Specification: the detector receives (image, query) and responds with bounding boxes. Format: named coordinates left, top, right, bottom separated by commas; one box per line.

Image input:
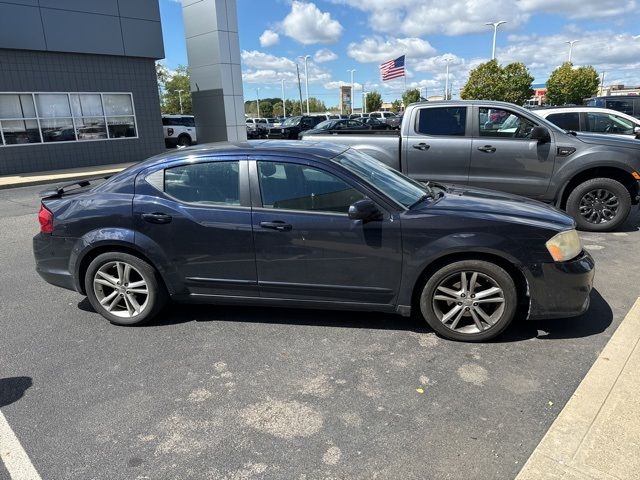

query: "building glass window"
left=0, top=92, right=137, bottom=146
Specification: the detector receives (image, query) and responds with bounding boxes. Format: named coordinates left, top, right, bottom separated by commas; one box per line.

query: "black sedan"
left=34, top=141, right=595, bottom=341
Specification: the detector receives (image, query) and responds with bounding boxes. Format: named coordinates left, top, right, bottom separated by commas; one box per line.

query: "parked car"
left=301, top=100, right=640, bottom=232
left=246, top=118, right=270, bottom=137
left=162, top=115, right=197, bottom=148
left=386, top=114, right=403, bottom=130
left=361, top=117, right=392, bottom=130
left=267, top=115, right=325, bottom=139
left=534, top=107, right=640, bottom=139
left=586, top=95, right=640, bottom=119
left=350, top=113, right=370, bottom=120
left=301, top=119, right=372, bottom=136
left=369, top=111, right=398, bottom=124
left=34, top=141, right=594, bottom=341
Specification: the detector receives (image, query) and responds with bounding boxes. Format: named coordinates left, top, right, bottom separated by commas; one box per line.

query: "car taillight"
left=38, top=204, right=54, bottom=234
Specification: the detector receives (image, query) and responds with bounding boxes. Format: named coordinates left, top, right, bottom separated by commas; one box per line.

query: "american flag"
left=380, top=55, right=406, bottom=81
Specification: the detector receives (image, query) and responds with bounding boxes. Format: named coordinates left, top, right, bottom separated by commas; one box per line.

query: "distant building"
left=525, top=84, right=547, bottom=107
left=598, top=84, right=640, bottom=96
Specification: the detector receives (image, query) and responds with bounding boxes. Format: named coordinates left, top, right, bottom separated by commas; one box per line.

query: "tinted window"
left=605, top=99, right=634, bottom=116
left=416, top=107, right=466, bottom=136
left=546, top=112, right=580, bottom=131
left=586, top=112, right=635, bottom=135
left=164, top=161, right=240, bottom=206
left=479, top=108, right=535, bottom=138
left=257, top=162, right=365, bottom=213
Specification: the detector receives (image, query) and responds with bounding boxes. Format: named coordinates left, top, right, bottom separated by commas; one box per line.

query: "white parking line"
left=0, top=411, right=41, bottom=480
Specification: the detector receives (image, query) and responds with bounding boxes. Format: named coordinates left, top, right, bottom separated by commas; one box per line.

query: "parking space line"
left=0, top=411, right=42, bottom=480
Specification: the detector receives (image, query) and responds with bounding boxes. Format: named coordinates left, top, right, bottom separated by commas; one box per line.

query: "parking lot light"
left=566, top=40, right=579, bottom=63
left=485, top=21, right=507, bottom=60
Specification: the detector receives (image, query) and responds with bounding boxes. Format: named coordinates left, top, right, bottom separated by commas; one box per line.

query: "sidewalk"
left=516, top=297, right=640, bottom=480
left=0, top=162, right=135, bottom=190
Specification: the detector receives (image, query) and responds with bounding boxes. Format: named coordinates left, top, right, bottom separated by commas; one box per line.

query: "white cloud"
left=241, top=49, right=332, bottom=85
left=519, top=0, right=637, bottom=19
left=324, top=80, right=363, bottom=90
left=259, top=29, right=279, bottom=47
left=281, top=1, right=343, bottom=45
left=347, top=37, right=436, bottom=63
left=314, top=48, right=338, bottom=63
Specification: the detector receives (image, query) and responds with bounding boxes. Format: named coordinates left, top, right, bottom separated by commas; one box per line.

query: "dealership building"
left=0, top=0, right=166, bottom=175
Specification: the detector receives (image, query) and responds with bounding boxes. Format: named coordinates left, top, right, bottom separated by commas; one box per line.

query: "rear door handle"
left=413, top=143, right=430, bottom=151
left=477, top=145, right=497, bottom=153
left=260, top=221, right=292, bottom=231
left=142, top=212, right=172, bottom=224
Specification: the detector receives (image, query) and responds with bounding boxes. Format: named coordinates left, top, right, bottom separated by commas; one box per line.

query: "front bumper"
left=33, top=233, right=78, bottom=292
left=526, top=250, right=595, bottom=320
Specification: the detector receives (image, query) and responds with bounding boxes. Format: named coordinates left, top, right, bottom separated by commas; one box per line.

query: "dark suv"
left=267, top=116, right=325, bottom=139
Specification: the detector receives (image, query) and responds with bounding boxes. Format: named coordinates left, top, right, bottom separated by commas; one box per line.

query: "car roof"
left=162, top=114, right=194, bottom=118
left=132, top=140, right=351, bottom=171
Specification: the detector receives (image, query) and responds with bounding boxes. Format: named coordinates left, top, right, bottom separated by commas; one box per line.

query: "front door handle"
left=477, top=145, right=497, bottom=153
left=260, top=221, right=292, bottom=231
left=142, top=212, right=172, bottom=224
left=413, top=143, right=430, bottom=151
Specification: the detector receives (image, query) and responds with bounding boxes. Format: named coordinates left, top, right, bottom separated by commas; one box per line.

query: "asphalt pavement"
left=1, top=183, right=639, bottom=480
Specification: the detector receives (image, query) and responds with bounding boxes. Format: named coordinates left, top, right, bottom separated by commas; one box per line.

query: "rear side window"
left=415, top=107, right=467, bottom=136
left=164, top=161, right=240, bottom=206
left=546, top=112, right=580, bottom=131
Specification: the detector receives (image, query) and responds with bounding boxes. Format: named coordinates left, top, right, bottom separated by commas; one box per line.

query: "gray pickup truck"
left=301, top=100, right=640, bottom=231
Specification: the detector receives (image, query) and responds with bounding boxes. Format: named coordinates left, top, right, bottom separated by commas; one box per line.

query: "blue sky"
left=160, top=0, right=640, bottom=108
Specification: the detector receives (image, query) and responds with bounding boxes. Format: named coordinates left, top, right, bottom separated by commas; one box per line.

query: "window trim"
left=0, top=91, right=138, bottom=147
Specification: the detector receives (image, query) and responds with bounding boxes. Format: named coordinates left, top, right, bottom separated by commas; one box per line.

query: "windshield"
left=332, top=148, right=428, bottom=208
left=316, top=119, right=339, bottom=129
left=281, top=116, right=301, bottom=127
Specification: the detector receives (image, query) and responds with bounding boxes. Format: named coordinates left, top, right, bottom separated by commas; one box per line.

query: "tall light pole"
left=347, top=69, right=356, bottom=114
left=485, top=21, right=507, bottom=60
left=362, top=90, right=368, bottom=114
left=281, top=79, right=286, bottom=118
left=176, top=89, right=184, bottom=114
left=566, top=40, right=579, bottom=63
left=444, top=58, right=451, bottom=100
left=299, top=55, right=311, bottom=114
left=256, top=88, right=260, bottom=118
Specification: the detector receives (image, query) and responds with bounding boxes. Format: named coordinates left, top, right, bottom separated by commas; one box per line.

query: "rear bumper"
left=526, top=251, right=595, bottom=320
left=33, top=233, right=78, bottom=292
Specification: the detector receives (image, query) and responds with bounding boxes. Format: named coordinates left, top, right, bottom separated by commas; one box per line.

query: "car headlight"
left=545, top=229, right=582, bottom=262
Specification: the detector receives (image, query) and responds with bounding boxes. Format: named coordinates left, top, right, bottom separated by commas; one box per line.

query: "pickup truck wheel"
left=566, top=178, right=631, bottom=232
left=85, top=252, right=167, bottom=326
left=419, top=260, right=517, bottom=342
left=177, top=134, right=192, bottom=147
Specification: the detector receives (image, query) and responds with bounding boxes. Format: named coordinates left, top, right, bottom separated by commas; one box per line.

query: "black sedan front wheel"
left=85, top=252, right=167, bottom=326
left=419, top=260, right=517, bottom=342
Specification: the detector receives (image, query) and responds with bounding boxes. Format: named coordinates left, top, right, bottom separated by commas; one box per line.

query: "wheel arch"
left=409, top=251, right=530, bottom=319
left=557, top=166, right=639, bottom=209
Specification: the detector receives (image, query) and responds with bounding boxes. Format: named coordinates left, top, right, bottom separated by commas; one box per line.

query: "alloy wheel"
left=93, top=261, right=149, bottom=319
left=579, top=188, right=619, bottom=224
left=432, top=271, right=505, bottom=334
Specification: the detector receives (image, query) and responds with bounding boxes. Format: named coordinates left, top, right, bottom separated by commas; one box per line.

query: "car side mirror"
left=348, top=199, right=382, bottom=222
left=531, top=126, right=550, bottom=143
left=634, top=126, right=640, bottom=134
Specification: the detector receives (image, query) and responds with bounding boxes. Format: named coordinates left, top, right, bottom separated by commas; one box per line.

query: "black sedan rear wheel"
left=419, top=260, right=517, bottom=342
left=85, top=252, right=167, bottom=326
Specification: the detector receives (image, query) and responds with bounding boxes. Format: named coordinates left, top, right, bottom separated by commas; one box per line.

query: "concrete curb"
left=516, top=297, right=640, bottom=480
left=0, top=163, right=135, bottom=190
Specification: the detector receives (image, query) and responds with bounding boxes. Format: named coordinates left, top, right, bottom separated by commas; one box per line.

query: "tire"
left=419, top=260, right=518, bottom=342
left=177, top=134, right=192, bottom=147
left=84, top=252, right=167, bottom=326
left=566, top=177, right=631, bottom=232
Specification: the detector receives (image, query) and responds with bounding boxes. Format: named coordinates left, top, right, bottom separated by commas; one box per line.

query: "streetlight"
left=176, top=89, right=184, bottom=114
left=485, top=21, right=507, bottom=60
left=299, top=55, right=311, bottom=115
left=565, top=40, right=579, bottom=63
left=281, top=79, right=286, bottom=118
left=362, top=90, right=368, bottom=114
left=347, top=69, right=356, bottom=114
left=256, top=88, right=260, bottom=118
left=443, top=58, right=452, bottom=100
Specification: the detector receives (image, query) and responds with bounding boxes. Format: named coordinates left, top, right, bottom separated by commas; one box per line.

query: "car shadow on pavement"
left=0, top=377, right=33, bottom=408
left=78, top=288, right=612, bottom=343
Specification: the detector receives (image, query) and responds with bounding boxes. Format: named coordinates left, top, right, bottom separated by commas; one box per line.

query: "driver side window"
left=479, top=108, right=535, bottom=139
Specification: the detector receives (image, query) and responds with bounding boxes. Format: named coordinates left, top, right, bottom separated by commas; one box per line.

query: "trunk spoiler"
left=39, top=176, right=111, bottom=199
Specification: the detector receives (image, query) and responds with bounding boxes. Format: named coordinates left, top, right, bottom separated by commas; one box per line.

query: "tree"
left=545, top=62, right=600, bottom=106
left=308, top=97, right=327, bottom=113
left=460, top=59, right=533, bottom=106
left=366, top=91, right=383, bottom=112
left=259, top=100, right=273, bottom=117
left=163, top=65, right=192, bottom=114
left=391, top=100, right=403, bottom=113
left=272, top=102, right=284, bottom=117
left=402, top=89, right=420, bottom=108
